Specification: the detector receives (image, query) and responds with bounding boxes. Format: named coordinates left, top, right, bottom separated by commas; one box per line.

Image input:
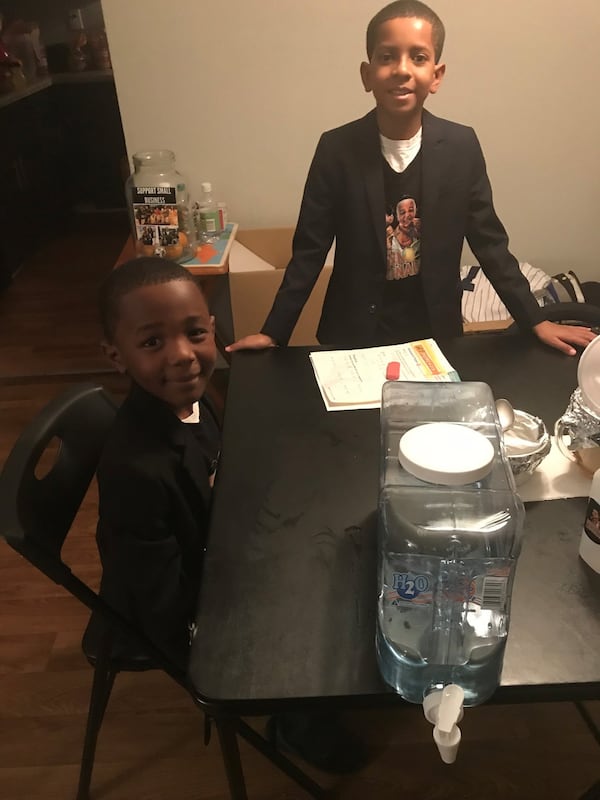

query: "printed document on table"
left=309, top=339, right=460, bottom=411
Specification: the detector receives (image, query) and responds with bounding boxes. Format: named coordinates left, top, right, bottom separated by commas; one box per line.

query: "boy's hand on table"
left=533, top=320, right=597, bottom=356
left=225, top=334, right=277, bottom=353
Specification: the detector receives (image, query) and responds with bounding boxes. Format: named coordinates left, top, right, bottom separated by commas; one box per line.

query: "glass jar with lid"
left=125, top=149, right=195, bottom=262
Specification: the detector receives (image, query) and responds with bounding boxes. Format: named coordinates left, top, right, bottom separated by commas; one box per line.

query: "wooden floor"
left=0, top=216, right=599, bottom=800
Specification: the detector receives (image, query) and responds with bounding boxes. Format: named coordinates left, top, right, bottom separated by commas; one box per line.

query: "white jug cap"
left=399, top=422, right=495, bottom=485
left=577, top=336, right=600, bottom=414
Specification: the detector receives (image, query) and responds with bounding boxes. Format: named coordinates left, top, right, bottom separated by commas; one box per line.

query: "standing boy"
left=227, top=1, right=595, bottom=354
left=96, top=257, right=219, bottom=668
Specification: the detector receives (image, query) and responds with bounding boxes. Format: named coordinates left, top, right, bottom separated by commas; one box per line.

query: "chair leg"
left=214, top=717, right=249, bottom=800
left=579, top=781, right=600, bottom=800
left=235, top=717, right=328, bottom=799
left=574, top=702, right=600, bottom=800
left=76, top=633, right=118, bottom=800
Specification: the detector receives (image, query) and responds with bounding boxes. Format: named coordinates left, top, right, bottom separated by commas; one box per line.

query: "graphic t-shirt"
left=377, top=150, right=431, bottom=345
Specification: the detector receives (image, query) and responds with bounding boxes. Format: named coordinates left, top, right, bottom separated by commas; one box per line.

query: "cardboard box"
left=463, top=319, right=512, bottom=334
left=216, top=227, right=510, bottom=346
left=228, top=228, right=333, bottom=345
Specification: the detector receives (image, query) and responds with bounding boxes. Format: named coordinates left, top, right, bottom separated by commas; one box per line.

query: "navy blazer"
left=96, top=383, right=219, bottom=667
left=262, top=109, right=543, bottom=347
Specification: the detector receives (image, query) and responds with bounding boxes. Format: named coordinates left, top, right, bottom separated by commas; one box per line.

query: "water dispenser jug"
left=377, top=381, right=525, bottom=760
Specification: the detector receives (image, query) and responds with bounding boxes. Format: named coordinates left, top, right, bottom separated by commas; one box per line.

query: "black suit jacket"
left=262, top=109, right=543, bottom=347
left=96, top=383, right=219, bottom=667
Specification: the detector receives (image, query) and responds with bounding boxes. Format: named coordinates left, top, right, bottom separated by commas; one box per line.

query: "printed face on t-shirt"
left=386, top=195, right=421, bottom=280
left=397, top=198, right=416, bottom=232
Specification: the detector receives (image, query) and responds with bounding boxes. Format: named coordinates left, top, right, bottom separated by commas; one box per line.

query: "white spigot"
left=422, top=684, right=465, bottom=763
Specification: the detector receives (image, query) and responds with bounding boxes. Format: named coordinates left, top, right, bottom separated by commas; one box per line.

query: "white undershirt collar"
left=181, top=401, right=200, bottom=423
left=380, top=127, right=422, bottom=173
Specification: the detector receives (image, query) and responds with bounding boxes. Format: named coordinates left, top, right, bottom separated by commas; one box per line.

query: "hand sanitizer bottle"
left=198, top=182, right=221, bottom=242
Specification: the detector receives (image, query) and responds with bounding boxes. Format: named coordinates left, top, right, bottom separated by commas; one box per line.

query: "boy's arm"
left=465, top=131, right=596, bottom=355
left=97, top=466, right=194, bottom=664
left=464, top=131, right=545, bottom=332
left=227, top=134, right=336, bottom=351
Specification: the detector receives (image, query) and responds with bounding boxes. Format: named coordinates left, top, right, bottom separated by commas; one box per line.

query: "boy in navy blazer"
left=96, top=257, right=219, bottom=668
left=228, top=0, right=595, bottom=355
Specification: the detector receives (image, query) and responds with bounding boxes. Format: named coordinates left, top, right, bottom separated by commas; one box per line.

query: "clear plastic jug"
left=377, top=381, right=524, bottom=711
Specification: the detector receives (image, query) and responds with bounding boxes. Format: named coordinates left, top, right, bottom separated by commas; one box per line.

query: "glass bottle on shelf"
left=125, top=150, right=194, bottom=262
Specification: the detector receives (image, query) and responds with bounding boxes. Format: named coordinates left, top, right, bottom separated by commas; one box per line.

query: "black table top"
left=189, top=333, right=600, bottom=713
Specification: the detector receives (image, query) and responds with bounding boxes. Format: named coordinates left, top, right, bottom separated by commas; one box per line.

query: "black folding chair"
left=0, top=383, right=326, bottom=800
left=502, top=301, right=600, bottom=340
left=539, top=301, right=600, bottom=330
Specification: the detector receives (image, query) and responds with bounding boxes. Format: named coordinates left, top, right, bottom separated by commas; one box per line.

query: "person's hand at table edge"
left=533, top=320, right=597, bottom=356
left=225, top=333, right=277, bottom=353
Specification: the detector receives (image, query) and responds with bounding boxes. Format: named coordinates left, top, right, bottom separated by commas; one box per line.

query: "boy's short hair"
left=99, top=256, right=201, bottom=341
left=366, top=1, right=445, bottom=62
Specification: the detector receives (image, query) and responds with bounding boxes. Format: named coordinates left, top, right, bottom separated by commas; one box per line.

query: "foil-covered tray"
left=555, top=388, right=600, bottom=451
left=503, top=409, right=551, bottom=484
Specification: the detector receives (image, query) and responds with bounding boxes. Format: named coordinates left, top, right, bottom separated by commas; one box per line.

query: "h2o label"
left=392, top=572, right=430, bottom=600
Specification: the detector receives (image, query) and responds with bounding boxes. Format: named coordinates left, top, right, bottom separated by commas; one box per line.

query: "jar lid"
left=398, top=422, right=495, bottom=485
left=132, top=149, right=175, bottom=166
left=578, top=335, right=600, bottom=414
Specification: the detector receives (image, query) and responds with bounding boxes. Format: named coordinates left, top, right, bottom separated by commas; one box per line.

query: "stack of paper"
left=309, top=339, right=460, bottom=411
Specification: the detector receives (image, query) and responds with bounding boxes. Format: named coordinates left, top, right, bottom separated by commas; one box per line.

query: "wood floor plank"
left=0, top=214, right=129, bottom=378
left=0, top=633, right=56, bottom=675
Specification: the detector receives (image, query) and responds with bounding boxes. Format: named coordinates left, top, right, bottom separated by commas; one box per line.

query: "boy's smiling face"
left=360, top=16, right=445, bottom=139
left=104, top=279, right=216, bottom=418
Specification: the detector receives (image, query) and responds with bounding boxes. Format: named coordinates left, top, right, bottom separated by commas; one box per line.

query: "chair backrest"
left=0, top=383, right=117, bottom=576
left=541, top=301, right=600, bottom=329
left=0, top=382, right=189, bottom=685
left=504, top=301, right=600, bottom=337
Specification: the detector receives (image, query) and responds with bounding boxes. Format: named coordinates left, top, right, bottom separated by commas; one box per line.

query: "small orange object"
left=196, top=243, right=218, bottom=263
left=166, top=242, right=184, bottom=260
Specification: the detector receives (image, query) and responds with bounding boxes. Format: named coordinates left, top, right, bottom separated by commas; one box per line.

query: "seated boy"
left=96, top=257, right=219, bottom=668
left=227, top=0, right=595, bottom=356
left=95, top=257, right=365, bottom=773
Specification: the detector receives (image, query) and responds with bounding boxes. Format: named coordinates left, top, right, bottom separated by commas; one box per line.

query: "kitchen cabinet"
left=52, top=77, right=127, bottom=210
left=0, top=73, right=127, bottom=283
left=0, top=84, right=63, bottom=281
